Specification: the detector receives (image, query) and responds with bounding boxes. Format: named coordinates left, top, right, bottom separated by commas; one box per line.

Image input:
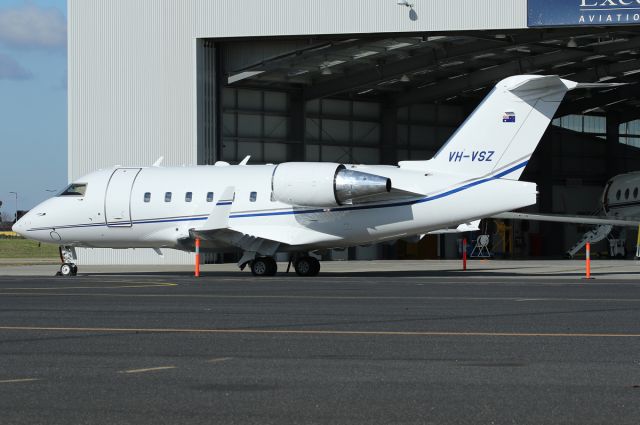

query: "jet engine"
left=271, top=162, right=391, bottom=207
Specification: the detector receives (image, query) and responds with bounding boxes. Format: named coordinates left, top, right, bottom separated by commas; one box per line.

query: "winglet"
left=152, top=156, right=164, bottom=167
left=239, top=156, right=251, bottom=166
left=197, top=186, right=235, bottom=231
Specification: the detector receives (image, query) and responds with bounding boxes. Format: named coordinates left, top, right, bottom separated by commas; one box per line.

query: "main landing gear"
left=293, top=256, right=320, bottom=277
left=245, top=254, right=321, bottom=277
left=56, top=246, right=78, bottom=277
left=250, top=256, right=278, bottom=277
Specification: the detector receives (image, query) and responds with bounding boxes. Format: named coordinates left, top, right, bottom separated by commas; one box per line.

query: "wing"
left=192, top=226, right=282, bottom=257
left=492, top=212, right=640, bottom=227
left=187, top=186, right=285, bottom=263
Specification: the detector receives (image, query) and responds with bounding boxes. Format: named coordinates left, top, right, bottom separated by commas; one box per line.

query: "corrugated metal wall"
left=68, top=0, right=527, bottom=264
left=68, top=0, right=198, bottom=179
left=76, top=248, right=194, bottom=266
left=193, top=0, right=527, bottom=37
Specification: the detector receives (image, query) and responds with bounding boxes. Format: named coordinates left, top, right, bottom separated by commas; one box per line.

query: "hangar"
left=68, top=0, right=640, bottom=264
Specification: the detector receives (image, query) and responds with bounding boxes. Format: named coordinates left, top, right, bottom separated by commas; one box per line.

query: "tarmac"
left=1, top=258, right=640, bottom=280
left=0, top=260, right=639, bottom=424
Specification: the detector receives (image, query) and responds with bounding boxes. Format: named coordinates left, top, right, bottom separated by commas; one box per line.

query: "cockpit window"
left=58, top=183, right=87, bottom=196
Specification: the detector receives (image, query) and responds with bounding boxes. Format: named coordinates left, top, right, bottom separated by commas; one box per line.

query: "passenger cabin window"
left=625, top=189, right=630, bottom=200
left=635, top=188, right=638, bottom=199
left=616, top=190, right=621, bottom=200
left=144, top=192, right=151, bottom=203
left=58, top=183, right=87, bottom=196
left=165, top=192, right=172, bottom=202
left=185, top=192, right=192, bottom=202
left=206, top=192, right=214, bottom=202
left=250, top=191, right=257, bottom=202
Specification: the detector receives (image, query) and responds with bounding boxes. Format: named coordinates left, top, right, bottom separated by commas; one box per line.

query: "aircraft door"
left=105, top=168, right=142, bottom=227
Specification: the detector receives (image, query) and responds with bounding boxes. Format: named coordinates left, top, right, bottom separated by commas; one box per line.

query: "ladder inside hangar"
left=566, top=224, right=614, bottom=259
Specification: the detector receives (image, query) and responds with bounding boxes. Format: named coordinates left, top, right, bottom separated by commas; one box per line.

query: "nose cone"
left=12, top=218, right=24, bottom=236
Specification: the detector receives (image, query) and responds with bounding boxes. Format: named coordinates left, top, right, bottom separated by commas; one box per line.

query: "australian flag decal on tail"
left=502, top=112, right=516, bottom=123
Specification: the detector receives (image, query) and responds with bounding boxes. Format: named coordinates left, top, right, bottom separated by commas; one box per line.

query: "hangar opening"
left=195, top=29, right=640, bottom=260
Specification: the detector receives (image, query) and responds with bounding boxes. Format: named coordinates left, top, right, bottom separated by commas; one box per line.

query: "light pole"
left=9, top=192, right=17, bottom=223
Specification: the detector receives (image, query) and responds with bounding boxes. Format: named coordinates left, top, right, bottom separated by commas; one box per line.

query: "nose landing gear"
left=57, top=246, right=78, bottom=277
left=58, top=263, right=78, bottom=277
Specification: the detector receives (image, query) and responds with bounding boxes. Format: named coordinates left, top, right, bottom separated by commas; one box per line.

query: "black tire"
left=60, top=263, right=73, bottom=277
left=294, top=256, right=320, bottom=277
left=71, top=265, right=78, bottom=276
left=251, top=257, right=277, bottom=276
left=310, top=257, right=321, bottom=276
left=265, top=257, right=277, bottom=276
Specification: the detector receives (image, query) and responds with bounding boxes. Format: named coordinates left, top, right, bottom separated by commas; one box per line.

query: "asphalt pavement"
left=0, top=270, right=638, bottom=424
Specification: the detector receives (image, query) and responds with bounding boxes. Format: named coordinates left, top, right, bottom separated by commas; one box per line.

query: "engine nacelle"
left=271, top=162, right=392, bottom=207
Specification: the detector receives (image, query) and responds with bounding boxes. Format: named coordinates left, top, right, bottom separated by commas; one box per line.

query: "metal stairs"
left=566, top=224, right=613, bottom=258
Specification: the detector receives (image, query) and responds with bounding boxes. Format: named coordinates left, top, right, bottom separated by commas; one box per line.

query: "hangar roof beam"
left=556, top=84, right=640, bottom=117
left=227, top=37, right=424, bottom=84
left=567, top=58, right=640, bottom=82
left=302, top=40, right=500, bottom=100
left=394, top=36, right=640, bottom=106
left=302, top=30, right=621, bottom=100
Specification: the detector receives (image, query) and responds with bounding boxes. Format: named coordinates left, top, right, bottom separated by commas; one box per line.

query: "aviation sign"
left=528, top=0, right=640, bottom=27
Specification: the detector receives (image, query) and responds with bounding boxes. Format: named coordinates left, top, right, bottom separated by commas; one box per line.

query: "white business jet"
left=13, top=75, right=611, bottom=276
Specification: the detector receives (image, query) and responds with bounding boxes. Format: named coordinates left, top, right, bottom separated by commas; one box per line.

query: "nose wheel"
left=58, top=263, right=78, bottom=277
left=57, top=246, right=78, bottom=277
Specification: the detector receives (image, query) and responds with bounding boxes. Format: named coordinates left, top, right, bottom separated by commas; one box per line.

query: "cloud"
left=0, top=2, right=66, bottom=50
left=0, top=53, right=32, bottom=80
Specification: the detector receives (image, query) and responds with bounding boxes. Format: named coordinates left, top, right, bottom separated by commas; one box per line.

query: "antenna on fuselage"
left=152, top=156, right=164, bottom=167
left=239, top=155, right=251, bottom=166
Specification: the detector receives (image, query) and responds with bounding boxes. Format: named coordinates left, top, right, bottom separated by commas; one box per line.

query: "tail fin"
left=399, top=75, right=581, bottom=179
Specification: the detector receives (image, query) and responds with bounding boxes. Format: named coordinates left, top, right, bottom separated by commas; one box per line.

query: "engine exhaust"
left=334, top=168, right=391, bottom=205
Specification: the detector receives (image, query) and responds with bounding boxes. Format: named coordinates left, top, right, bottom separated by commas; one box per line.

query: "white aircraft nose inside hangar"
left=68, top=0, right=640, bottom=264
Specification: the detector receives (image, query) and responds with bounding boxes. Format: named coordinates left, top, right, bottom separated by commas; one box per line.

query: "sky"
left=0, top=0, right=67, bottom=222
